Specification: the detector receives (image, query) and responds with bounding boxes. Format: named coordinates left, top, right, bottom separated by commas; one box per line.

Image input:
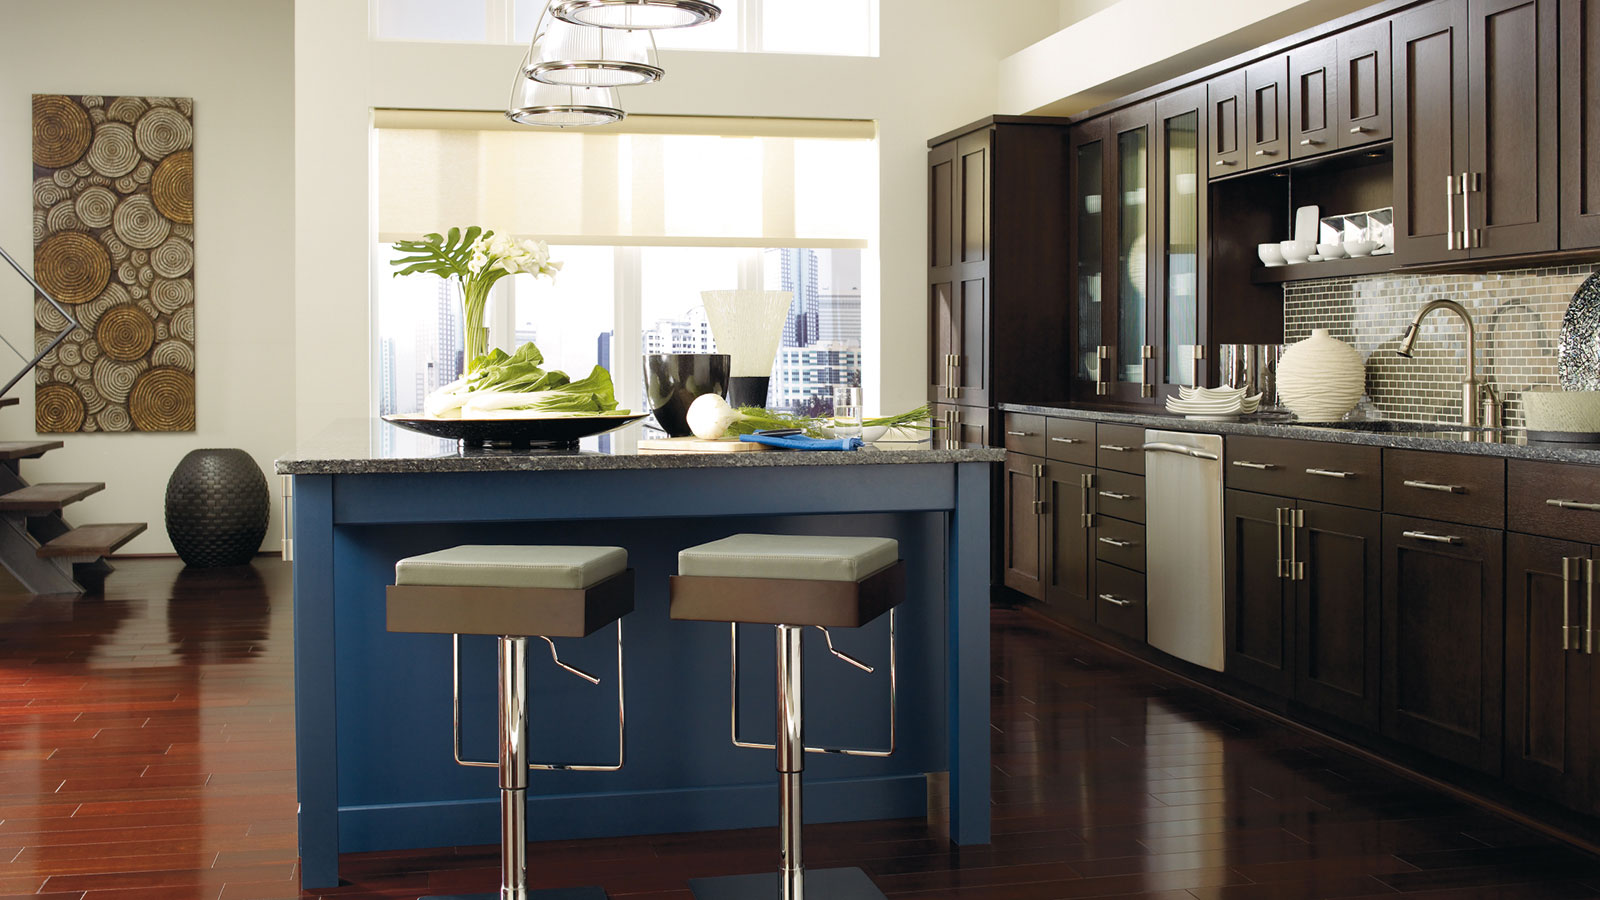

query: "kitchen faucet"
left=1395, top=298, right=1501, bottom=428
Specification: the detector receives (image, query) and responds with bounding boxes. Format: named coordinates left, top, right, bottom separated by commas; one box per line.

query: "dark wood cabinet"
left=1045, top=462, right=1095, bottom=620
left=1207, top=69, right=1247, bottom=176
left=1003, top=452, right=1044, bottom=599
left=1382, top=514, right=1505, bottom=774
left=1245, top=56, right=1290, bottom=169
left=1393, top=0, right=1471, bottom=265
left=933, top=402, right=990, bottom=449
left=1561, top=0, right=1600, bottom=248
left=1338, top=20, right=1393, bottom=148
left=927, top=120, right=1070, bottom=426
left=1289, top=37, right=1339, bottom=159
left=1504, top=532, right=1593, bottom=808
left=1225, top=489, right=1294, bottom=697
left=1153, top=86, right=1209, bottom=391
left=1295, top=500, right=1382, bottom=729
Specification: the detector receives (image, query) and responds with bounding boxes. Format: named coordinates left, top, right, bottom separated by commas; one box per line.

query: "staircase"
left=0, top=398, right=147, bottom=595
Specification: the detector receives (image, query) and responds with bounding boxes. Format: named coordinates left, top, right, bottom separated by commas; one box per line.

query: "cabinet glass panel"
left=1076, top=141, right=1103, bottom=381
left=1117, top=127, right=1149, bottom=384
left=1164, top=111, right=1199, bottom=386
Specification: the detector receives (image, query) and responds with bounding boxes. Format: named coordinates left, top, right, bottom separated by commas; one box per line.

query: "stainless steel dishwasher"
left=1142, top=429, right=1225, bottom=672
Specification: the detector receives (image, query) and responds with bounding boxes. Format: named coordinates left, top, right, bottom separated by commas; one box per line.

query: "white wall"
left=295, top=0, right=1061, bottom=436
left=1, top=0, right=295, bottom=554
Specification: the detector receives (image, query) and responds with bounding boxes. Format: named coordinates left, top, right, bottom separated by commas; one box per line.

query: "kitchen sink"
left=1291, top=420, right=1497, bottom=433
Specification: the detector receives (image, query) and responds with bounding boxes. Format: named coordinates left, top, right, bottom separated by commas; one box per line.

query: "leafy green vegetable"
left=424, top=341, right=626, bottom=418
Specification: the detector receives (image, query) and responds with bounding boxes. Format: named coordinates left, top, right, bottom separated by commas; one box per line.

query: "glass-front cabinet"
left=1070, top=91, right=1208, bottom=404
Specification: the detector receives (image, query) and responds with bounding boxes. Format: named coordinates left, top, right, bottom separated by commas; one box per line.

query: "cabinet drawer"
left=1225, top=435, right=1381, bottom=509
left=1383, top=449, right=1504, bottom=528
left=1096, top=423, right=1146, bottom=474
left=1095, top=561, right=1146, bottom=641
left=1003, top=414, right=1047, bottom=457
left=1094, top=469, right=1145, bottom=524
left=1509, top=460, right=1600, bottom=544
left=1045, top=417, right=1096, bottom=465
left=1095, top=516, right=1145, bottom=572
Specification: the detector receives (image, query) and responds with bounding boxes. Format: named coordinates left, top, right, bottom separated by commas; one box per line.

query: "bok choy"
left=424, top=342, right=627, bottom=419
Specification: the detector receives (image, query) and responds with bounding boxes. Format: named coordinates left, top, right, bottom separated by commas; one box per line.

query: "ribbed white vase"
left=1277, top=329, right=1366, bottom=421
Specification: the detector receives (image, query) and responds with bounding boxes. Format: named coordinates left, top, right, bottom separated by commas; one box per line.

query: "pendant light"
left=551, top=0, right=721, bottom=31
left=526, top=14, right=663, bottom=87
left=506, top=50, right=626, bottom=127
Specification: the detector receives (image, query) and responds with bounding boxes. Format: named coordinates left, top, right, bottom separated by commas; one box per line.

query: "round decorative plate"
left=1559, top=273, right=1600, bottom=390
left=383, top=413, right=647, bottom=449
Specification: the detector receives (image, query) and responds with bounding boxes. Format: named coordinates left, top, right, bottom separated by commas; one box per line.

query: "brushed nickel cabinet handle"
left=1305, top=468, right=1355, bottom=479
left=1215, top=159, right=1236, bottom=167
left=1006, top=430, right=1033, bottom=437
left=1350, top=125, right=1369, bottom=134
left=1403, top=530, right=1462, bottom=545
left=1080, top=472, right=1095, bottom=528
left=1141, top=344, right=1155, bottom=399
left=1404, top=480, right=1464, bottom=494
left=1299, top=139, right=1323, bottom=146
left=1099, top=593, right=1133, bottom=607
left=1548, top=499, right=1600, bottom=512
left=1098, top=491, right=1134, bottom=501
left=1095, top=345, right=1110, bottom=396
left=1255, top=149, right=1276, bottom=156
left=1462, top=172, right=1480, bottom=249
left=1446, top=174, right=1458, bottom=251
left=1031, top=463, right=1044, bottom=516
left=1231, top=460, right=1275, bottom=470
left=1097, top=537, right=1134, bottom=548
left=1290, top=507, right=1305, bottom=581
left=1563, top=557, right=1582, bottom=651
left=1099, top=444, right=1132, bottom=452
left=1050, top=437, right=1081, bottom=444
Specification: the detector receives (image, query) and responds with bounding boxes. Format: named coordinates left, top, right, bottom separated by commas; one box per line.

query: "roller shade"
left=375, top=111, right=876, bottom=248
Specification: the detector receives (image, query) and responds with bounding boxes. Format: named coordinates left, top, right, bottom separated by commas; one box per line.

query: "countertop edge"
left=274, top=447, right=1006, bottom=476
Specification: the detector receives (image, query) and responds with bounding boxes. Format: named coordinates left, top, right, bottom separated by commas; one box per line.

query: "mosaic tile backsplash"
left=1283, top=264, right=1600, bottom=429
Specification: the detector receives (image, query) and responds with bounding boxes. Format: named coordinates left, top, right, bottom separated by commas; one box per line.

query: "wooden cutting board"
left=637, top=437, right=773, bottom=453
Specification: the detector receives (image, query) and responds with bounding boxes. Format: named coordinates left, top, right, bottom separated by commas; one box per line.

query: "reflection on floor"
left=1, top=560, right=1598, bottom=898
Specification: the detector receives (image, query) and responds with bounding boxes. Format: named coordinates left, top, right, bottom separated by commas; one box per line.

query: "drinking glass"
left=833, top=386, right=863, bottom=438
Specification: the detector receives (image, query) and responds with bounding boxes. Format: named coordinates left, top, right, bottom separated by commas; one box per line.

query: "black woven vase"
left=165, top=449, right=269, bottom=568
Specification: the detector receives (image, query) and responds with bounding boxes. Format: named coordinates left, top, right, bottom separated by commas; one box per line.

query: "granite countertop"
left=276, top=419, right=1004, bottom=475
left=1001, top=402, right=1600, bottom=465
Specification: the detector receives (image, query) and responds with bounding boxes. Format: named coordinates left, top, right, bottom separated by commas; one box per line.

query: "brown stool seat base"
left=423, top=888, right=608, bottom=900
left=388, top=570, right=634, bottom=639
left=689, top=867, right=885, bottom=899
left=669, top=561, right=904, bottom=628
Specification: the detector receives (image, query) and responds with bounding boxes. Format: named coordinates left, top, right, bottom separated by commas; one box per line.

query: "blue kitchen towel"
left=739, top=434, right=864, bottom=451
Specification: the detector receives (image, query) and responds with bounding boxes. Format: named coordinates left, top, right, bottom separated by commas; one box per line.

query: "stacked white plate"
left=1166, top=386, right=1263, bottom=420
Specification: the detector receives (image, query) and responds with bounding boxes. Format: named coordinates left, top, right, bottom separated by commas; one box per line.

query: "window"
left=373, top=113, right=876, bottom=434
left=375, top=0, right=879, bottom=57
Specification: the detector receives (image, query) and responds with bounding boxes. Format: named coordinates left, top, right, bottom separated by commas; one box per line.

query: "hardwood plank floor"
left=0, top=560, right=1597, bottom=898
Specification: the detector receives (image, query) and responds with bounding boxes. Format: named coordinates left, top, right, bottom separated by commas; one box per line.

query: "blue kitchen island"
left=276, top=421, right=1001, bottom=890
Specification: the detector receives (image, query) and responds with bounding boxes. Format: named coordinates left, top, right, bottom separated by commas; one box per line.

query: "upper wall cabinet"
left=1393, top=0, right=1558, bottom=265
left=1562, top=0, right=1600, bottom=249
left=1338, top=20, right=1393, bottom=148
left=1245, top=57, right=1291, bottom=169
left=1289, top=37, right=1339, bottom=158
left=1208, top=70, right=1247, bottom=176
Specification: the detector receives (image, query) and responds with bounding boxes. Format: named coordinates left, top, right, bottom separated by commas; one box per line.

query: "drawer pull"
left=1548, top=499, right=1600, bottom=512
left=1404, top=480, right=1464, bottom=494
left=1099, top=593, right=1133, bottom=607
left=1050, top=437, right=1082, bottom=444
left=1098, top=491, right=1134, bottom=501
left=1215, top=159, right=1236, bottom=167
left=1006, top=430, right=1033, bottom=437
left=1305, top=468, right=1355, bottom=479
left=1299, top=138, right=1324, bottom=146
left=1403, top=530, right=1462, bottom=545
left=1099, top=444, right=1132, bottom=452
left=1350, top=126, right=1369, bottom=134
left=1231, top=460, right=1276, bottom=470
left=1097, top=537, right=1134, bottom=548
left=1255, top=149, right=1276, bottom=157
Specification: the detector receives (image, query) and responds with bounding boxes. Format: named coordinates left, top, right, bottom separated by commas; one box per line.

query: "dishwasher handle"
left=1143, top=442, right=1220, bottom=461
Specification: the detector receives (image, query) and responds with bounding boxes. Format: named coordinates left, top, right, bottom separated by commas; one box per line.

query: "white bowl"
left=1521, top=391, right=1600, bottom=433
left=826, top=423, right=889, bottom=442
left=1258, top=243, right=1288, bottom=267
left=1316, top=242, right=1347, bottom=259
left=1280, top=240, right=1314, bottom=264
left=1344, top=240, right=1377, bottom=257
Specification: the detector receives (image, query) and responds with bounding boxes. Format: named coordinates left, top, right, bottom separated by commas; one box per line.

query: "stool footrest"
left=688, top=868, right=885, bottom=900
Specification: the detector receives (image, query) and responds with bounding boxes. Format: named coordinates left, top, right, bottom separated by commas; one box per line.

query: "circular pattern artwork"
left=32, top=94, right=195, bottom=433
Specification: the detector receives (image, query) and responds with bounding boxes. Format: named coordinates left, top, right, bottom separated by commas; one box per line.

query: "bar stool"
left=670, top=533, right=906, bottom=900
left=387, top=545, right=634, bottom=900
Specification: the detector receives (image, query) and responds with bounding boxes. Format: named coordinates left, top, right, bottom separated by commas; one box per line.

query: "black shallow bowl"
left=644, top=353, right=730, bottom=437
left=383, top=413, right=647, bottom=449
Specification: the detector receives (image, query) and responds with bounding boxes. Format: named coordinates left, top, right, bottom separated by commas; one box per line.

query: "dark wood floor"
left=3, top=561, right=1600, bottom=899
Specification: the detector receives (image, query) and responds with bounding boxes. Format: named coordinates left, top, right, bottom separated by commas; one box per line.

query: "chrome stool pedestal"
left=387, top=545, right=633, bottom=900
left=671, top=534, right=905, bottom=900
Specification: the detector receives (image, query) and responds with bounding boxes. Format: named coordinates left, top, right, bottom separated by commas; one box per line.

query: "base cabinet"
left=1004, top=452, right=1045, bottom=598
left=1045, top=463, right=1095, bottom=621
left=1224, top=490, right=1294, bottom=696
left=1382, top=514, right=1505, bottom=775
left=1295, top=501, right=1383, bottom=729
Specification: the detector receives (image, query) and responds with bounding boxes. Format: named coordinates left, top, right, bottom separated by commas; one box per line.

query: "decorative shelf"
left=1252, top=254, right=1396, bottom=284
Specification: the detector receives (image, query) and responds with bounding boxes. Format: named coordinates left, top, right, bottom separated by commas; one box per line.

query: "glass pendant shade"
left=551, top=0, right=721, bottom=31
left=526, top=17, right=663, bottom=87
left=506, top=55, right=625, bottom=127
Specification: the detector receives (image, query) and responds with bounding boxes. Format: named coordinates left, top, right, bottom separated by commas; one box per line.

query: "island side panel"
left=949, top=461, right=993, bottom=845
left=291, top=474, right=340, bottom=889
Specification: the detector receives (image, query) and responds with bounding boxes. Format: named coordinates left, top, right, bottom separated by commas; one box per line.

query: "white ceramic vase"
left=1277, top=329, right=1366, bottom=421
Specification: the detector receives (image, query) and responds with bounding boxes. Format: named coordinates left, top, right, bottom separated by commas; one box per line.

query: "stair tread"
left=0, top=397, right=18, bottom=409
left=0, top=441, right=64, bottom=460
left=0, top=483, right=105, bottom=513
left=38, top=523, right=147, bottom=558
